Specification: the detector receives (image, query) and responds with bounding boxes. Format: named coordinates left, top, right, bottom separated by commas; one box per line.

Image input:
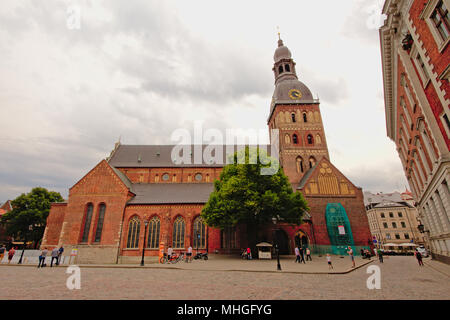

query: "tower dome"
left=274, top=39, right=292, bottom=62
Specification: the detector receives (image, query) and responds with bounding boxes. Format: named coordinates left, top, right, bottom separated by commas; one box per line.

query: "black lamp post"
left=272, top=217, right=281, bottom=271
left=140, top=220, right=149, bottom=266
left=196, top=231, right=200, bottom=255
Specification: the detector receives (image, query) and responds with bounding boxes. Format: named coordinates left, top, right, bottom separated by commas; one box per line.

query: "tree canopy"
left=0, top=187, right=64, bottom=247
left=201, top=147, right=309, bottom=246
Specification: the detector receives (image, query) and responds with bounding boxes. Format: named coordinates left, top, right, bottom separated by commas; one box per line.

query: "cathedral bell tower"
left=268, top=36, right=330, bottom=187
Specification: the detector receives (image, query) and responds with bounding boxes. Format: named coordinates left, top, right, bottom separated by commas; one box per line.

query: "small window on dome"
left=285, top=64, right=290, bottom=72
left=278, top=65, right=283, bottom=74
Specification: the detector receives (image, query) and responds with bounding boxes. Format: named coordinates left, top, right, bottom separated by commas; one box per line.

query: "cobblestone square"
left=0, top=256, right=449, bottom=300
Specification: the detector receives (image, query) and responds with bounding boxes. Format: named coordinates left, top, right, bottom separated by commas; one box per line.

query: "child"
left=326, top=253, right=333, bottom=269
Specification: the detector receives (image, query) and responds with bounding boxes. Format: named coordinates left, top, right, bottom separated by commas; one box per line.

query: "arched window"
left=80, top=203, right=93, bottom=243
left=293, top=134, right=299, bottom=144
left=291, top=113, right=296, bottom=123
left=309, top=157, right=316, bottom=169
left=193, top=216, right=206, bottom=249
left=284, top=134, right=291, bottom=145
left=126, top=216, right=141, bottom=248
left=296, top=157, right=304, bottom=173
left=278, top=65, right=283, bottom=74
left=147, top=216, right=160, bottom=249
left=172, top=216, right=185, bottom=249
left=285, top=64, right=290, bottom=72
left=307, top=134, right=313, bottom=145
left=94, top=204, right=106, bottom=243
left=303, top=113, right=307, bottom=123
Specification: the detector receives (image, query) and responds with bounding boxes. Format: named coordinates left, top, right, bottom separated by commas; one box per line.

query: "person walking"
left=299, top=246, right=306, bottom=264
left=415, top=249, right=424, bottom=266
left=326, top=254, right=333, bottom=269
left=38, top=247, right=48, bottom=268
left=377, top=248, right=383, bottom=263
left=306, top=247, right=312, bottom=261
left=50, top=247, right=59, bottom=267
left=294, top=246, right=300, bottom=263
left=7, top=247, right=15, bottom=264
left=0, top=245, right=6, bottom=263
left=246, top=247, right=252, bottom=260
left=347, top=246, right=355, bottom=268
left=186, top=245, right=192, bottom=262
left=167, top=246, right=173, bottom=261
left=57, top=246, right=64, bottom=265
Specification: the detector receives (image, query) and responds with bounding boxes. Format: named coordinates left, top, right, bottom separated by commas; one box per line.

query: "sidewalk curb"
left=0, top=260, right=374, bottom=275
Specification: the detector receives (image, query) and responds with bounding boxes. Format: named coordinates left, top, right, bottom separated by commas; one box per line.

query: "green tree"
left=0, top=187, right=64, bottom=248
left=201, top=147, right=309, bottom=250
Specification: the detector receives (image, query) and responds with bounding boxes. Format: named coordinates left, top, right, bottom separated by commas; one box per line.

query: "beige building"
left=364, top=191, right=425, bottom=249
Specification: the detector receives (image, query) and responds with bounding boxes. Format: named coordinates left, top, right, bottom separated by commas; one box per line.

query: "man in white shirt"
left=38, top=248, right=48, bottom=268
left=167, top=246, right=173, bottom=261
left=187, top=246, right=192, bottom=262
left=294, top=246, right=300, bottom=263
left=50, top=247, right=59, bottom=267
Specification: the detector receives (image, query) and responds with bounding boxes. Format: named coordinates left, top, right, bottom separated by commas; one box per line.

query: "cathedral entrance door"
left=274, top=229, right=289, bottom=255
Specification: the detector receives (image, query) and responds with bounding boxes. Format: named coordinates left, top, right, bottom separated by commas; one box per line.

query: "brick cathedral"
left=42, top=37, right=373, bottom=264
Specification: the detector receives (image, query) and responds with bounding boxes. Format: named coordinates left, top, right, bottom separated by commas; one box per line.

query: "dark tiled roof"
left=127, top=183, right=215, bottom=205
left=297, top=162, right=320, bottom=189
left=108, top=145, right=272, bottom=168
left=110, top=166, right=134, bottom=191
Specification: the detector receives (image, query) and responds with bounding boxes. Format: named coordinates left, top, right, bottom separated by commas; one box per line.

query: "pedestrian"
left=299, top=246, right=306, bottom=264
left=306, top=247, right=312, bottom=261
left=186, top=245, right=192, bottom=262
left=347, top=246, right=355, bottom=268
left=38, top=247, right=48, bottom=268
left=7, top=247, right=15, bottom=264
left=57, top=245, right=64, bottom=265
left=414, top=249, right=424, bottom=266
left=0, top=245, right=6, bottom=263
left=50, top=247, right=59, bottom=267
left=377, top=248, right=383, bottom=263
left=294, top=246, right=300, bottom=263
left=326, top=254, right=333, bottom=269
left=365, top=249, right=371, bottom=260
left=246, top=247, right=251, bottom=260
left=167, top=246, right=173, bottom=261
left=360, top=248, right=365, bottom=258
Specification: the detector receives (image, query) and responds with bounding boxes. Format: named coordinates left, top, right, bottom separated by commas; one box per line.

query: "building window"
left=389, top=212, right=394, bottom=218
left=381, top=212, right=385, bottom=218
left=285, top=64, right=291, bottom=72
left=126, top=216, right=141, bottom=249
left=303, top=113, right=307, bottom=123
left=386, top=233, right=391, bottom=240
left=172, top=216, right=185, bottom=249
left=296, top=156, right=304, bottom=173
left=147, top=216, right=160, bottom=249
left=195, top=173, right=203, bottom=181
left=94, top=204, right=106, bottom=243
left=309, top=156, right=316, bottom=169
left=431, top=1, right=450, bottom=41
left=80, top=203, right=94, bottom=243
left=442, top=113, right=450, bottom=138
left=392, top=222, right=397, bottom=228
left=162, top=173, right=170, bottom=181
left=279, top=65, right=283, bottom=74
left=307, top=134, right=313, bottom=145
left=401, top=221, right=407, bottom=228
left=395, top=234, right=401, bottom=240
left=411, top=45, right=430, bottom=86
left=398, top=212, right=403, bottom=218
left=193, top=216, right=206, bottom=249
left=404, top=233, right=410, bottom=239
left=293, top=134, right=299, bottom=144
left=383, top=222, right=388, bottom=228
left=291, top=113, right=296, bottom=123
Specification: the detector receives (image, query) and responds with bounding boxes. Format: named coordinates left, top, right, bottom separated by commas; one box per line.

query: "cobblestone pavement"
left=0, top=256, right=448, bottom=300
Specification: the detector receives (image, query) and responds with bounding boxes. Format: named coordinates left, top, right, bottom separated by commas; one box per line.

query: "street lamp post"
left=140, top=220, right=149, bottom=266
left=196, top=231, right=200, bottom=255
left=272, top=217, right=281, bottom=271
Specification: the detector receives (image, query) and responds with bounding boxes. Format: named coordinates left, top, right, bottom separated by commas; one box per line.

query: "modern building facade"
left=41, top=37, right=373, bottom=264
left=380, top=0, right=450, bottom=264
left=364, top=191, right=425, bottom=249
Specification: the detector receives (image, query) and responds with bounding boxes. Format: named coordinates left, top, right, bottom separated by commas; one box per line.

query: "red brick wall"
left=117, top=167, right=223, bottom=184
left=121, top=204, right=221, bottom=257
left=43, top=203, right=67, bottom=246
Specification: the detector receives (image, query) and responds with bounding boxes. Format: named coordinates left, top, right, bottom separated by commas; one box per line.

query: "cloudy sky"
left=0, top=0, right=408, bottom=201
